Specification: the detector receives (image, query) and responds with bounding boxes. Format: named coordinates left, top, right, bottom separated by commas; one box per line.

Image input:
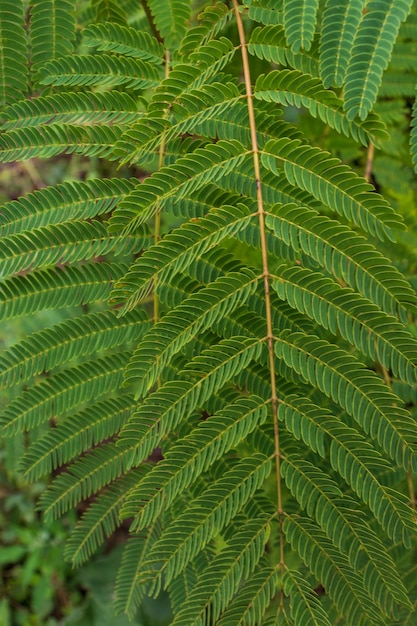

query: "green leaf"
left=30, top=0, right=76, bottom=80
left=120, top=395, right=269, bottom=531
left=272, top=264, right=417, bottom=384
left=110, top=140, right=248, bottom=231
left=138, top=454, right=272, bottom=588
left=0, top=309, right=149, bottom=389
left=110, top=204, right=254, bottom=312
left=0, top=178, right=135, bottom=237
left=117, top=337, right=265, bottom=462
left=83, top=22, right=164, bottom=64
left=65, top=470, right=145, bottom=565
left=275, top=330, right=417, bottom=482
left=255, top=69, right=387, bottom=145
left=1, top=91, right=143, bottom=130
left=265, top=204, right=417, bottom=321
left=411, top=89, right=417, bottom=173
left=249, top=24, right=320, bottom=77
left=283, top=569, right=332, bottom=626
left=262, top=138, right=404, bottom=240
left=0, top=262, right=126, bottom=321
left=284, top=515, right=383, bottom=626
left=123, top=270, right=258, bottom=394
left=319, top=0, right=366, bottom=88
left=38, top=54, right=160, bottom=89
left=283, top=0, right=319, bottom=53
left=344, top=0, right=414, bottom=120
left=0, top=0, right=28, bottom=108
left=147, top=0, right=191, bottom=49
left=21, top=395, right=137, bottom=482
left=0, top=220, right=147, bottom=280
left=0, top=352, right=130, bottom=435
left=169, top=516, right=273, bottom=626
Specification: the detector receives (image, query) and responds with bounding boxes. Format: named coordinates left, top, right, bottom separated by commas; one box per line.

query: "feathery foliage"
left=1, top=1, right=417, bottom=624
left=0, top=0, right=28, bottom=107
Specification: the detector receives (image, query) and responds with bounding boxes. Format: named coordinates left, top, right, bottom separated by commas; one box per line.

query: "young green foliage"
left=1, top=1, right=417, bottom=624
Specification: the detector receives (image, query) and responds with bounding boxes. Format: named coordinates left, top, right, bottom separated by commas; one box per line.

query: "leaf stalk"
left=232, top=0, right=285, bottom=580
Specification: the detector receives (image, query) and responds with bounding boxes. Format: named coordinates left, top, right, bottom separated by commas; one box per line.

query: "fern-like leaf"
left=245, top=0, right=283, bottom=27
left=272, top=265, right=417, bottom=384
left=278, top=394, right=415, bottom=543
left=275, top=331, right=417, bottom=481
left=284, top=515, right=382, bottom=626
left=319, top=0, right=366, bottom=88
left=118, top=337, right=265, bottom=464
left=0, top=0, right=28, bottom=108
left=30, top=0, right=76, bottom=80
left=215, top=566, right=281, bottom=626
left=123, top=270, right=258, bottom=395
left=262, top=138, right=404, bottom=240
left=65, top=470, right=144, bottom=566
left=265, top=204, right=417, bottom=321
left=179, top=2, right=232, bottom=58
left=110, top=140, right=248, bottom=231
left=120, top=395, right=269, bottom=532
left=0, top=123, right=126, bottom=162
left=21, top=395, right=137, bottom=482
left=255, top=69, right=387, bottom=145
left=0, top=178, right=135, bottom=237
left=1, top=91, right=143, bottom=130
left=92, top=0, right=127, bottom=25
left=137, top=454, right=272, bottom=588
left=0, top=352, right=130, bottom=435
left=147, top=0, right=191, bottom=49
left=411, top=91, right=417, bottom=173
left=170, top=516, right=273, bottom=626
left=0, top=309, right=149, bottom=389
left=110, top=204, right=255, bottom=312
left=281, top=454, right=411, bottom=615
left=113, top=81, right=243, bottom=164
left=283, top=0, right=319, bottom=53
left=38, top=54, right=160, bottom=89
left=343, top=0, right=414, bottom=120
left=39, top=442, right=137, bottom=521
left=0, top=262, right=126, bottom=321
left=83, top=22, right=164, bottom=63
left=248, top=24, right=320, bottom=77
left=114, top=523, right=162, bottom=619
left=0, top=220, right=147, bottom=280
left=147, top=38, right=237, bottom=120
left=283, top=569, right=332, bottom=626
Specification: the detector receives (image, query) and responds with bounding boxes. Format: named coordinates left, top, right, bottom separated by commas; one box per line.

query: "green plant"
left=1, top=0, right=417, bottom=623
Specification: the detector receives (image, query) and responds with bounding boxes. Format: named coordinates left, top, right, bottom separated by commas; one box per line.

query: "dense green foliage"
left=1, top=0, right=417, bottom=624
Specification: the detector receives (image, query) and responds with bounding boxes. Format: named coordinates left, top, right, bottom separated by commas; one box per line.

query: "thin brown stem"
left=21, top=159, right=44, bottom=188
left=407, top=471, right=416, bottom=509
left=364, top=142, right=375, bottom=183
left=153, top=49, right=171, bottom=327
left=232, top=0, right=285, bottom=578
left=141, top=0, right=164, bottom=43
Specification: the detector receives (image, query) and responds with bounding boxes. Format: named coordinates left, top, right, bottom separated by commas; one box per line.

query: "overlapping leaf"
left=344, top=0, right=414, bottom=120
left=0, top=0, right=28, bottom=108
left=262, top=138, right=404, bottom=240
left=319, top=0, right=365, bottom=88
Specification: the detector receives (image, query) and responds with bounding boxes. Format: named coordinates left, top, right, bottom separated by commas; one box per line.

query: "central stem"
left=232, top=0, right=285, bottom=576
left=153, top=49, right=171, bottom=327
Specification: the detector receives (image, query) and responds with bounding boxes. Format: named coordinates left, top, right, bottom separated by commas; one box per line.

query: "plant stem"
left=141, top=0, right=164, bottom=43
left=232, top=0, right=285, bottom=578
left=364, top=142, right=375, bottom=182
left=153, top=49, right=171, bottom=327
